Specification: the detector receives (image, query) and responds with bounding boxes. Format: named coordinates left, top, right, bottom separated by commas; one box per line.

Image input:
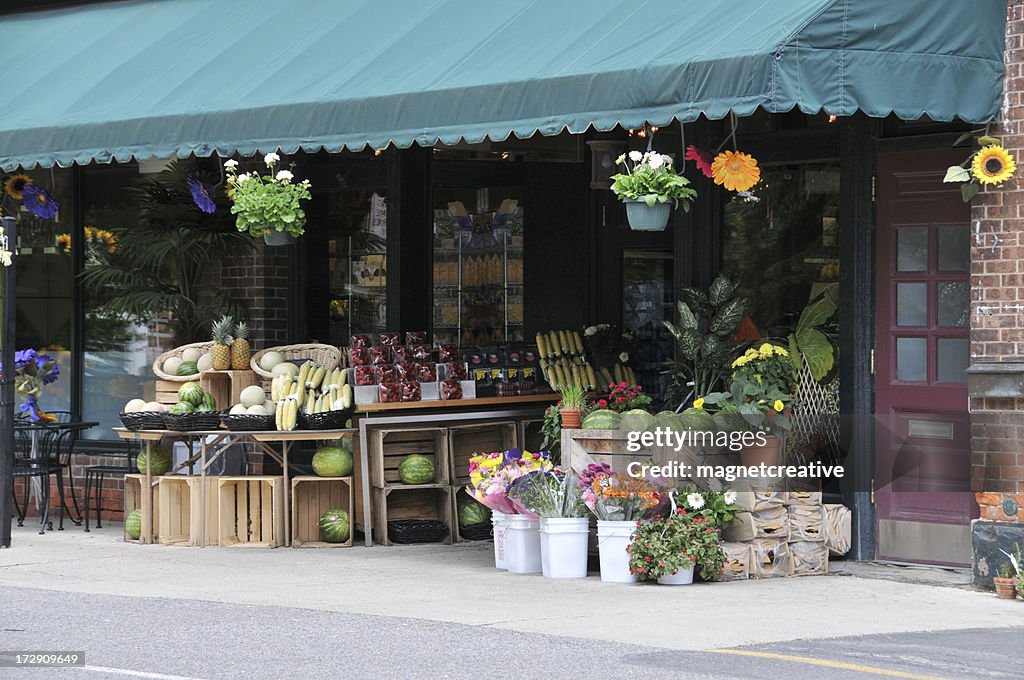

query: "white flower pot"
left=624, top=199, right=671, bottom=231
left=539, top=517, right=589, bottom=579
left=597, top=519, right=637, bottom=583
left=491, top=511, right=508, bottom=570
left=657, top=564, right=695, bottom=585
left=504, top=514, right=541, bottom=574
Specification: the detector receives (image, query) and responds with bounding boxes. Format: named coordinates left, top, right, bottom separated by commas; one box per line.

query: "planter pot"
left=539, top=517, right=589, bottom=579
left=624, top=199, right=671, bottom=231
left=994, top=576, right=1018, bottom=599
left=504, top=514, right=541, bottom=574
left=559, top=408, right=582, bottom=429
left=263, top=230, right=296, bottom=246
left=491, top=511, right=508, bottom=570
left=741, top=434, right=781, bottom=467
left=597, top=519, right=637, bottom=583
left=657, top=564, right=695, bottom=585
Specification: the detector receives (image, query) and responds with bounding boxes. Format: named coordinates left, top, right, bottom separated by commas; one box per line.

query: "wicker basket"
left=119, top=411, right=166, bottom=431
left=458, top=523, right=493, bottom=541
left=221, top=413, right=275, bottom=431
left=250, top=344, right=343, bottom=379
left=153, top=342, right=215, bottom=382
left=387, top=519, right=449, bottom=544
left=162, top=411, right=223, bottom=432
left=298, top=407, right=354, bottom=431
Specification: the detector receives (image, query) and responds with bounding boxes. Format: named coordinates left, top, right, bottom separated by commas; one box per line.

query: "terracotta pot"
left=741, top=434, right=781, bottom=467
left=994, top=576, right=1018, bottom=599
left=559, top=408, right=582, bottom=429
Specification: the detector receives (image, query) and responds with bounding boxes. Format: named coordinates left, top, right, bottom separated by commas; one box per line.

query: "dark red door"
left=875, top=149, right=976, bottom=566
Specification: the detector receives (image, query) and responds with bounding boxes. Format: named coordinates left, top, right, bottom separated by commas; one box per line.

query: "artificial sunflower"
left=972, top=144, right=1016, bottom=185
left=4, top=173, right=32, bottom=200
left=711, top=150, right=760, bottom=192
left=55, top=234, right=71, bottom=253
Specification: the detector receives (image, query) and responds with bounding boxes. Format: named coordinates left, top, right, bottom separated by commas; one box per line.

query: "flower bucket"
left=504, top=514, right=541, bottom=574
left=597, top=519, right=637, bottom=583
left=624, top=199, right=671, bottom=232
left=263, top=230, right=296, bottom=246
left=657, top=564, right=695, bottom=585
left=539, top=517, right=589, bottom=579
left=491, top=511, right=508, bottom=570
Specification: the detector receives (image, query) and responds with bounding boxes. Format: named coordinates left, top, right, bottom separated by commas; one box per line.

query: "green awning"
left=0, top=0, right=1006, bottom=170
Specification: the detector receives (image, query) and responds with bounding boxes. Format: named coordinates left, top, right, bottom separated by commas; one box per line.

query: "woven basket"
left=119, top=412, right=166, bottom=431
left=162, top=411, right=223, bottom=432
left=387, top=519, right=449, bottom=544
left=221, top=413, right=275, bottom=431
left=250, top=344, right=343, bottom=379
left=153, top=342, right=215, bottom=382
left=299, top=407, right=354, bottom=431
left=458, top=523, right=493, bottom=541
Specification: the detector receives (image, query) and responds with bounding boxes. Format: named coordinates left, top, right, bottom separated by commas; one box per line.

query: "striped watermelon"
left=125, top=509, right=142, bottom=540
left=136, top=444, right=171, bottom=476
left=398, top=454, right=435, bottom=484
left=319, top=509, right=351, bottom=543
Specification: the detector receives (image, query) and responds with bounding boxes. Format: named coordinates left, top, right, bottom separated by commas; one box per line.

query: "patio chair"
left=83, top=439, right=139, bottom=531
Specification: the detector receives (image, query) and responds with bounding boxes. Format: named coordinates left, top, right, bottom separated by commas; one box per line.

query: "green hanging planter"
left=624, top=199, right=671, bottom=231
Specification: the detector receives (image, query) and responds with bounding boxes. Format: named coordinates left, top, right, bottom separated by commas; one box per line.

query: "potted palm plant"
left=225, top=153, right=312, bottom=245
left=556, top=382, right=587, bottom=429
left=610, top=150, right=697, bottom=231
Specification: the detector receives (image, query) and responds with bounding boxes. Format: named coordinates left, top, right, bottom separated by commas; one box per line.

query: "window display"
left=326, top=190, right=388, bottom=340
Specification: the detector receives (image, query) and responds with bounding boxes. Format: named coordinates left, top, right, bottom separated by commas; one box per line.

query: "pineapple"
left=230, top=321, right=251, bottom=370
left=210, top=315, right=233, bottom=370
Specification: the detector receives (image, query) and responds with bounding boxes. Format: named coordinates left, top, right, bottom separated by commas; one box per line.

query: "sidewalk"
left=0, top=525, right=1020, bottom=651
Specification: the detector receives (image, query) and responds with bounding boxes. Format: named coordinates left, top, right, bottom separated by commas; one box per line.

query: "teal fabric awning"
left=0, top=0, right=1006, bottom=169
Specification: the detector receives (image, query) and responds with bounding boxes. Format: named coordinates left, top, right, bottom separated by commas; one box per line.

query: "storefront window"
left=325, top=190, right=388, bottom=341
left=622, top=250, right=673, bottom=399
left=431, top=187, right=523, bottom=346
left=722, top=164, right=840, bottom=338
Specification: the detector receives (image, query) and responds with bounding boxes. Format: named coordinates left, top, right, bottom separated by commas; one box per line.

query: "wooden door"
left=875, top=149, right=976, bottom=565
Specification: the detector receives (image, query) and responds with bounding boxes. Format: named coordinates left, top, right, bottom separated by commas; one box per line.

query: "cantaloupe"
left=181, top=347, right=203, bottom=364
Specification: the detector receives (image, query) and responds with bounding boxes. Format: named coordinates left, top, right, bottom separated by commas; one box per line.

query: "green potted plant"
left=627, top=504, right=727, bottom=585
left=556, top=382, right=587, bottom=430
left=225, top=153, right=312, bottom=245
left=997, top=545, right=1022, bottom=599
left=610, top=150, right=697, bottom=231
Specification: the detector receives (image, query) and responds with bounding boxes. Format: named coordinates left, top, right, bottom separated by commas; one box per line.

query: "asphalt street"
left=2, top=586, right=1021, bottom=680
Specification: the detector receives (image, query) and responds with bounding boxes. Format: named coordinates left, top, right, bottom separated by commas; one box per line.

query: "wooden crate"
left=790, top=540, right=829, bottom=576
left=157, top=476, right=220, bottom=546
left=451, top=486, right=493, bottom=543
left=123, top=473, right=160, bottom=543
left=715, top=542, right=753, bottom=581
left=218, top=476, right=284, bottom=547
left=824, top=503, right=852, bottom=556
left=154, top=379, right=193, bottom=406
left=751, top=505, right=790, bottom=540
left=750, top=538, right=793, bottom=578
left=519, top=418, right=545, bottom=452
left=371, top=486, right=454, bottom=546
left=200, top=370, right=261, bottom=412
left=449, top=421, right=517, bottom=483
left=788, top=504, right=825, bottom=542
left=369, top=427, right=449, bottom=488
left=291, top=476, right=353, bottom=548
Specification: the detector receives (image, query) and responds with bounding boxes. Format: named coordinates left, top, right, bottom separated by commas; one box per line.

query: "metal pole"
left=1, top=216, right=17, bottom=548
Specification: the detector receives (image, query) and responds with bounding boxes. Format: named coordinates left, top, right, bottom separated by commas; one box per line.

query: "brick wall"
left=970, top=1, right=1024, bottom=506
left=221, top=242, right=290, bottom=346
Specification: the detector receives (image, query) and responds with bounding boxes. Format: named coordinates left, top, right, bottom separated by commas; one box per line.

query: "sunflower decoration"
left=711, top=150, right=761, bottom=192
left=55, top=233, right=71, bottom=253
left=3, top=173, right=32, bottom=200
left=972, top=144, right=1016, bottom=186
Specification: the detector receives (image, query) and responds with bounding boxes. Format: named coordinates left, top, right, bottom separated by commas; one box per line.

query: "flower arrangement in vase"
left=1, top=349, right=61, bottom=422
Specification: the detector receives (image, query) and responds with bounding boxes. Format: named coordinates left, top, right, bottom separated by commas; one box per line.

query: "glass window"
left=896, top=283, right=928, bottom=326
left=896, top=337, right=927, bottom=382
left=936, top=281, right=969, bottom=327
left=622, top=250, right=673, bottom=398
left=325, top=190, right=388, bottom=342
left=937, top=225, right=969, bottom=272
left=937, top=338, right=969, bottom=383
left=897, top=227, right=928, bottom=272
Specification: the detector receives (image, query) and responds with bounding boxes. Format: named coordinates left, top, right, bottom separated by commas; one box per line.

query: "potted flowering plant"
left=1, top=349, right=60, bottom=422
left=677, top=484, right=741, bottom=529
left=996, top=545, right=1022, bottom=599
left=225, top=153, right=312, bottom=245
left=627, top=506, right=727, bottom=584
left=610, top=150, right=697, bottom=231
left=599, top=381, right=652, bottom=413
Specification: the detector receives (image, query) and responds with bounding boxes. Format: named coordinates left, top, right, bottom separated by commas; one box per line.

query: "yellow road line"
left=706, top=649, right=949, bottom=680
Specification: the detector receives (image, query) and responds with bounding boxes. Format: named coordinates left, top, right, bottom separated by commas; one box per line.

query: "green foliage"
left=557, top=382, right=588, bottom=410
left=540, top=404, right=562, bottom=464
left=226, top=155, right=312, bottom=237
left=79, top=160, right=252, bottom=344
left=788, top=283, right=838, bottom=381
left=700, top=343, right=795, bottom=438
left=627, top=510, right=726, bottom=581
left=610, top=151, right=697, bottom=211
left=663, top=274, right=748, bottom=408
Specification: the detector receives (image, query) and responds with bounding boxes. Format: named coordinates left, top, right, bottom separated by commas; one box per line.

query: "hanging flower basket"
left=623, top=199, right=672, bottom=231
left=263, top=230, right=296, bottom=246
left=610, top=150, right=695, bottom=232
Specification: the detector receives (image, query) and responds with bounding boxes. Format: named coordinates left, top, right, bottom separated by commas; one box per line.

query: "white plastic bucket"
left=597, top=519, right=638, bottom=583
left=657, top=564, right=695, bottom=585
left=504, top=514, right=541, bottom=574
left=492, top=511, right=508, bottom=570
left=539, top=517, right=589, bottom=579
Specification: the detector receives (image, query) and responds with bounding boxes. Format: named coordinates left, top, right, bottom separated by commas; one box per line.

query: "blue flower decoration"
left=187, top=177, right=216, bottom=214
left=22, top=184, right=59, bottom=219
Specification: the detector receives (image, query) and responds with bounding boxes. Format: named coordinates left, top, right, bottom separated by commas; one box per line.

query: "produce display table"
left=113, top=428, right=354, bottom=547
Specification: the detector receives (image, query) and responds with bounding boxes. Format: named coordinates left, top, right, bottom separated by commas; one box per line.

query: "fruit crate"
left=448, top=421, right=517, bottom=484
left=291, top=476, right=353, bottom=548
left=371, top=486, right=454, bottom=546
left=218, top=476, right=284, bottom=548
left=200, top=370, right=260, bottom=413
left=123, top=473, right=160, bottom=543
left=518, top=418, right=545, bottom=453
left=153, top=379, right=188, bottom=407
left=157, top=476, right=220, bottom=546
left=368, top=427, right=450, bottom=488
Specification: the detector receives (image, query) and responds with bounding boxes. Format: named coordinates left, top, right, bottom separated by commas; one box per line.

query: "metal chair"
left=83, top=439, right=138, bottom=532
left=44, top=411, right=84, bottom=528
left=11, top=426, right=59, bottom=534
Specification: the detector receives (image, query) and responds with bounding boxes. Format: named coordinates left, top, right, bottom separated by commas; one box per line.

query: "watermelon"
left=458, top=498, right=491, bottom=526
left=398, top=454, right=435, bottom=484
left=178, top=382, right=205, bottom=406
left=681, top=407, right=716, bottom=431
left=312, top=446, right=353, bottom=477
left=136, top=444, right=171, bottom=476
left=169, top=401, right=195, bottom=415
left=318, top=509, right=351, bottom=543
left=125, top=509, right=142, bottom=540
left=195, top=391, right=217, bottom=412
left=618, top=408, right=654, bottom=432
left=176, top=361, right=199, bottom=376
left=649, top=411, right=684, bottom=432
left=582, top=409, right=622, bottom=430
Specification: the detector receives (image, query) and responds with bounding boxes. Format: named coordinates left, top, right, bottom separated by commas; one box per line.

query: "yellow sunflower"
left=711, top=150, right=760, bottom=192
left=972, top=144, right=1016, bottom=185
left=3, top=173, right=32, bottom=200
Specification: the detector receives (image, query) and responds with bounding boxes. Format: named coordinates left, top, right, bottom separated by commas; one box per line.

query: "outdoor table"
left=14, top=420, right=98, bottom=531
left=113, top=427, right=355, bottom=546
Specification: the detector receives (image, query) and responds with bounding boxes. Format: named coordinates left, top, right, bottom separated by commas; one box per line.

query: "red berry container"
left=369, top=346, right=390, bottom=366
left=410, top=344, right=431, bottom=361
left=374, top=365, right=398, bottom=384
left=379, top=332, right=401, bottom=346
left=348, top=348, right=369, bottom=367
left=417, top=362, right=437, bottom=382
left=379, top=382, right=401, bottom=403
left=349, top=334, right=371, bottom=349
left=354, top=366, right=375, bottom=386
left=391, top=346, right=413, bottom=363
left=440, top=379, right=463, bottom=400
left=401, top=381, right=422, bottom=402
left=438, top=344, right=458, bottom=363
left=395, top=362, right=418, bottom=381
left=405, top=331, right=428, bottom=345
left=444, top=362, right=468, bottom=380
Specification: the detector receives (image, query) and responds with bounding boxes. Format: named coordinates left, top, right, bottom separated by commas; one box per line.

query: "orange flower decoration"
left=711, top=150, right=760, bottom=192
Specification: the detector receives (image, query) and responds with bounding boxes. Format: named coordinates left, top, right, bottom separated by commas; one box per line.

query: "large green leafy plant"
left=663, top=275, right=748, bottom=408
left=786, top=283, right=838, bottom=382
left=80, top=161, right=252, bottom=344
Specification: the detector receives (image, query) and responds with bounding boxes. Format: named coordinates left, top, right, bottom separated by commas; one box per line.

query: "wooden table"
left=113, top=428, right=354, bottom=546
